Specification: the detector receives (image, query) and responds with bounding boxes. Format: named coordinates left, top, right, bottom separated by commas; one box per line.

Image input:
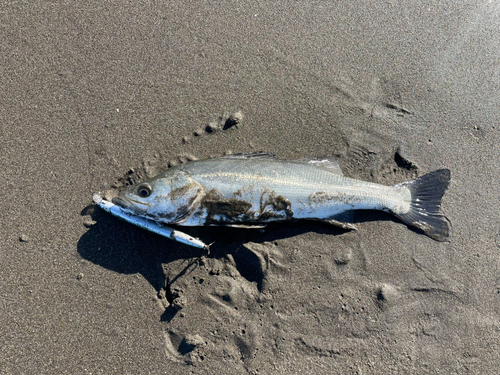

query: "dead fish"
left=113, top=152, right=451, bottom=241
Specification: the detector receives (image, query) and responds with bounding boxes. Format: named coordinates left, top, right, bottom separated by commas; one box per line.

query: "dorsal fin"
left=218, top=153, right=342, bottom=174
left=294, top=156, right=343, bottom=175
left=220, top=152, right=277, bottom=159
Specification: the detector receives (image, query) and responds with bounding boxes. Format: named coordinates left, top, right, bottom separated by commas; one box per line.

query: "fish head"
left=112, top=176, right=174, bottom=217
left=112, top=172, right=205, bottom=223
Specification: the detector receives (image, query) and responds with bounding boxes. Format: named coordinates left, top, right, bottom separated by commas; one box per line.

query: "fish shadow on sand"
left=78, top=204, right=399, bottom=319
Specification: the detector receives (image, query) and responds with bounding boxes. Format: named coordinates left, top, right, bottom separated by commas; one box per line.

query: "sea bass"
left=113, top=152, right=451, bottom=241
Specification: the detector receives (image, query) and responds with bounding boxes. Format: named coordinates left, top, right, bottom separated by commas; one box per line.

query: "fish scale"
left=188, top=160, right=408, bottom=217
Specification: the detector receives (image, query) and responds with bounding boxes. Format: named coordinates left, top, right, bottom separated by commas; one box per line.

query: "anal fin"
left=221, top=223, right=267, bottom=229
left=322, top=211, right=357, bottom=230
left=323, top=219, right=357, bottom=230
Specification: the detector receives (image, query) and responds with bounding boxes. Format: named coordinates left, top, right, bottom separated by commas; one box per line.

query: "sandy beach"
left=2, top=2, right=500, bottom=374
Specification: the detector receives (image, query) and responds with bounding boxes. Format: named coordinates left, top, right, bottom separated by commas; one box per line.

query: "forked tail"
left=395, top=169, right=451, bottom=241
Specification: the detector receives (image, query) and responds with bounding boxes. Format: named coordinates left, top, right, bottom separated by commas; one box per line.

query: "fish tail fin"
left=394, top=169, right=451, bottom=241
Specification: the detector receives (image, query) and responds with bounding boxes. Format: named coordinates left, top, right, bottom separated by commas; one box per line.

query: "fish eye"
left=137, top=184, right=152, bottom=198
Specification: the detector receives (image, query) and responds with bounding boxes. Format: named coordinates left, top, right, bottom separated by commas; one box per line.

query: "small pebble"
left=19, top=234, right=29, bottom=243
left=376, top=283, right=399, bottom=308
left=76, top=273, right=84, bottom=280
left=144, top=165, right=156, bottom=176
left=184, top=334, right=205, bottom=347
left=83, top=217, right=97, bottom=228
left=223, top=111, right=243, bottom=129
left=193, top=129, right=204, bottom=137
left=206, top=122, right=220, bottom=133
left=103, top=190, right=117, bottom=202
left=172, top=296, right=186, bottom=310
left=182, top=136, right=191, bottom=144
left=334, top=248, right=352, bottom=265
left=231, top=110, right=244, bottom=121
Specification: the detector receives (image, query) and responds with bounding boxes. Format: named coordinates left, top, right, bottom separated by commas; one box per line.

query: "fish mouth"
left=112, top=195, right=148, bottom=214
left=112, top=196, right=131, bottom=209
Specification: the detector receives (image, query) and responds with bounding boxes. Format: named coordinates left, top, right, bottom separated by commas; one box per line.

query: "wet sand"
left=2, top=2, right=500, bottom=374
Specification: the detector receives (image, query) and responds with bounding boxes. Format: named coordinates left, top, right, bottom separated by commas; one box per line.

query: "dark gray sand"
left=2, top=2, right=500, bottom=374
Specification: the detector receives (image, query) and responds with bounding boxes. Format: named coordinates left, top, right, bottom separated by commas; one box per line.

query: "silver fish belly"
left=113, top=152, right=451, bottom=241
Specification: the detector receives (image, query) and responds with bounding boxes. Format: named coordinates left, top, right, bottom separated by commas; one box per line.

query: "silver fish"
left=113, top=152, right=451, bottom=241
